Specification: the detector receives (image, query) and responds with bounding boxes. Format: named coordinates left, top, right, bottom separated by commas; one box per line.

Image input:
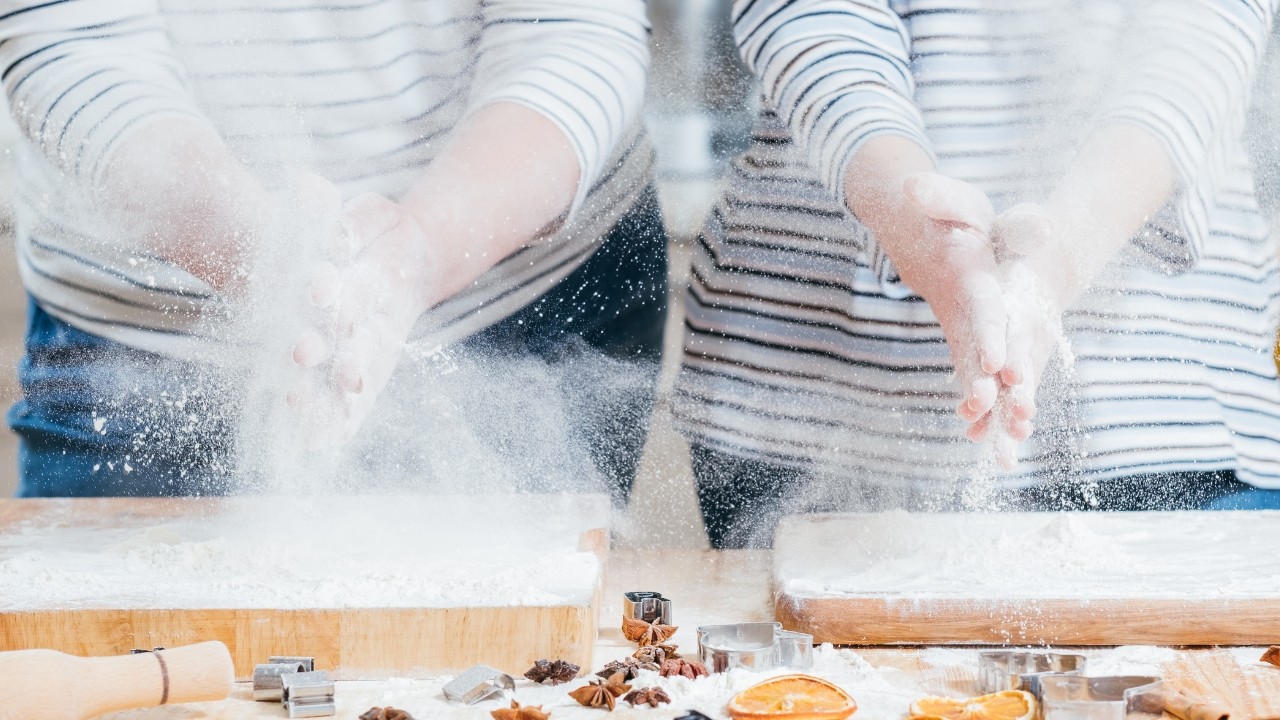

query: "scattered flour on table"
left=1082, top=646, right=1178, bottom=677
left=0, top=496, right=604, bottom=609
left=777, top=510, right=1280, bottom=600
left=1228, top=646, right=1279, bottom=672
left=314, top=645, right=925, bottom=720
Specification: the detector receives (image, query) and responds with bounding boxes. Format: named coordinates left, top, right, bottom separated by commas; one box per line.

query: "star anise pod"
left=490, top=700, right=551, bottom=720
left=596, top=656, right=657, bottom=681
left=568, top=671, right=631, bottom=710
left=658, top=658, right=709, bottom=680
left=632, top=644, right=680, bottom=664
left=621, top=615, right=677, bottom=646
left=1263, top=645, right=1280, bottom=668
left=524, top=658, right=580, bottom=685
left=359, top=707, right=414, bottom=720
left=624, top=686, right=672, bottom=708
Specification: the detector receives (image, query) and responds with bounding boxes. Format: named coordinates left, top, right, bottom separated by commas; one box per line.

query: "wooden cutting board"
left=774, top=510, right=1280, bottom=645
left=0, top=496, right=609, bottom=679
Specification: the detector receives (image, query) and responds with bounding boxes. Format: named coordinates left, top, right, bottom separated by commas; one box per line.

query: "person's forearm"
left=401, top=102, right=580, bottom=304
left=843, top=135, right=936, bottom=250
left=1033, top=123, right=1177, bottom=304
left=100, top=119, right=270, bottom=291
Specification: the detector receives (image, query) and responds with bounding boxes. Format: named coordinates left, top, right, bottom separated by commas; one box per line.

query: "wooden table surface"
left=84, top=549, right=1280, bottom=720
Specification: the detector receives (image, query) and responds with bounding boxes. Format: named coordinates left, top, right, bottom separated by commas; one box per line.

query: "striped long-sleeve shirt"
left=673, top=0, right=1280, bottom=489
left=0, top=0, right=653, bottom=361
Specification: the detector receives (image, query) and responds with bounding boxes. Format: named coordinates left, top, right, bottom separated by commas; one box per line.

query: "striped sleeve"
left=0, top=1, right=210, bottom=191
left=732, top=0, right=931, bottom=220
left=470, top=0, right=650, bottom=216
left=1096, top=0, right=1277, bottom=273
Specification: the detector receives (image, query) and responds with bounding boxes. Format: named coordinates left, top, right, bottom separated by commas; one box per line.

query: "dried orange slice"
left=727, top=674, right=857, bottom=720
left=909, top=690, right=1036, bottom=720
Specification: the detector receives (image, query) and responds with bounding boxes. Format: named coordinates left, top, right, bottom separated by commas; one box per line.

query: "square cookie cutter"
left=1040, top=675, right=1164, bottom=720
left=979, top=651, right=1087, bottom=697
left=281, top=670, right=336, bottom=718
left=696, top=622, right=813, bottom=672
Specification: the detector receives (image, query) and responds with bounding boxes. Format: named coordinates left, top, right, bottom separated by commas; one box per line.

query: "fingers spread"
left=903, top=173, right=996, bottom=233
left=965, top=413, right=992, bottom=442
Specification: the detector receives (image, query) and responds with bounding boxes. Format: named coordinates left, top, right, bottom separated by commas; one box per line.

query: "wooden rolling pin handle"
left=0, top=640, right=233, bottom=720
left=1164, top=688, right=1232, bottom=720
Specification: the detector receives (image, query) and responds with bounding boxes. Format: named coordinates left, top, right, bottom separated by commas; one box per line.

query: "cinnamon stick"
left=1164, top=688, right=1231, bottom=720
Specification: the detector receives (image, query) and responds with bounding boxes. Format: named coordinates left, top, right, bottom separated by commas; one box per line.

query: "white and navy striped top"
left=0, top=0, right=653, bottom=362
left=673, top=0, right=1280, bottom=489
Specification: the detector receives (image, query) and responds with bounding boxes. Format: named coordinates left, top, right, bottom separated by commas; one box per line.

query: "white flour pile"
left=0, top=495, right=605, bottom=610
left=776, top=510, right=1280, bottom=600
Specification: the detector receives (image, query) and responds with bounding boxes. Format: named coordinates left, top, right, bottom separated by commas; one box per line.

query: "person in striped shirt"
left=675, top=0, right=1280, bottom=548
left=0, top=0, right=666, bottom=498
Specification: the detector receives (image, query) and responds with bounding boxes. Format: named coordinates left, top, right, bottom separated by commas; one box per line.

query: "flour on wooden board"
left=776, top=510, right=1280, bottom=600
left=0, top=496, right=605, bottom=610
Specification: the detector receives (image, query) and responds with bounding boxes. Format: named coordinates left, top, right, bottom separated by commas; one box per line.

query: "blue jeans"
left=10, top=188, right=669, bottom=498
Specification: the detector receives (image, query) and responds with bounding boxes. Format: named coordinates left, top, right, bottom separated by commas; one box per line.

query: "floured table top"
left=777, top=510, right=1280, bottom=600
left=0, top=494, right=608, bottom=610
left=774, top=511, right=1280, bottom=645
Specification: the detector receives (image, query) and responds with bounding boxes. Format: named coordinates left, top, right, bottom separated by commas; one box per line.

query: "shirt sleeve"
left=733, top=0, right=931, bottom=214
left=469, top=0, right=650, bottom=217
left=1095, top=0, right=1278, bottom=273
left=0, top=1, right=211, bottom=191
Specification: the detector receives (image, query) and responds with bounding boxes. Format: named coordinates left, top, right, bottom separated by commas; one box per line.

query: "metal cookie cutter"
left=624, top=591, right=672, bottom=626
left=1040, top=675, right=1164, bottom=720
left=281, top=670, right=336, bottom=718
left=442, top=664, right=515, bottom=704
left=270, top=656, right=316, bottom=672
left=253, top=661, right=309, bottom=702
left=697, top=622, right=813, bottom=673
left=979, top=651, right=1087, bottom=697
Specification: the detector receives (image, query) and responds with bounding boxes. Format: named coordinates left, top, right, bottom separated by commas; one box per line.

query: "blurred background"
left=0, top=2, right=1278, bottom=547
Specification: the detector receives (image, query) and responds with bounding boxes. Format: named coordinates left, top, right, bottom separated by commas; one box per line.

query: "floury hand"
left=287, top=193, right=437, bottom=445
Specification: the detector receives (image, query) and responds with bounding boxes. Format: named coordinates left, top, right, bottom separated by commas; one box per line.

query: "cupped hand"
left=963, top=202, right=1064, bottom=467
left=287, top=193, right=437, bottom=445
left=888, top=173, right=1009, bottom=433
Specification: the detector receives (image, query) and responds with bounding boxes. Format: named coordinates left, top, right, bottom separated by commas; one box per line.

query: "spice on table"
left=659, top=658, right=709, bottom=680
left=633, top=644, right=681, bottom=664
left=1262, top=646, right=1280, bottom=668
left=524, top=659, right=581, bottom=685
left=675, top=713, right=713, bottom=720
left=622, top=615, right=678, bottom=646
left=359, top=707, right=415, bottom=720
left=625, top=687, right=672, bottom=708
left=727, top=674, right=857, bottom=719
left=909, top=690, right=1036, bottom=720
left=569, top=671, right=632, bottom=710
left=491, top=700, right=552, bottom=720
left=597, top=656, right=657, bottom=681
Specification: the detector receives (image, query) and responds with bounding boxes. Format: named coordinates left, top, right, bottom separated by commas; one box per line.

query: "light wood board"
left=0, top=496, right=609, bottom=679
left=774, top=511, right=1280, bottom=645
left=85, top=550, right=1280, bottom=720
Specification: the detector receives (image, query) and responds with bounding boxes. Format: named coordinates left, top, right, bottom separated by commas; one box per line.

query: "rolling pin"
left=0, top=641, right=233, bottom=720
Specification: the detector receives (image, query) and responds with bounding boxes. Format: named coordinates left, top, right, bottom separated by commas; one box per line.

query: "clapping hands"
left=891, top=174, right=1068, bottom=468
